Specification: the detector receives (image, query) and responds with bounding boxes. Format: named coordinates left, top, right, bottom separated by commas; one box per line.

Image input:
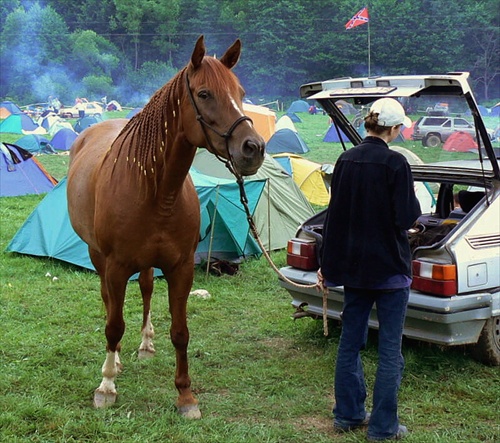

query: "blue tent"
left=0, top=114, right=41, bottom=133
left=286, top=100, right=310, bottom=113
left=0, top=143, right=56, bottom=196
left=286, top=112, right=302, bottom=123
left=490, top=106, right=500, bottom=117
left=0, top=101, right=23, bottom=114
left=74, top=115, right=102, bottom=133
left=6, top=172, right=265, bottom=270
left=51, top=128, right=78, bottom=151
left=265, top=128, right=309, bottom=154
left=127, top=108, right=143, bottom=118
left=14, top=134, right=55, bottom=154
left=323, top=124, right=350, bottom=142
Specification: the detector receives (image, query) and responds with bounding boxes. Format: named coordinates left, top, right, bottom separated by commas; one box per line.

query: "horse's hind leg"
left=90, top=249, right=128, bottom=408
left=138, top=268, right=155, bottom=359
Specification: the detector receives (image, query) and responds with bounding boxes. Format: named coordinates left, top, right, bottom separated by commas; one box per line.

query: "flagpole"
left=368, top=16, right=371, bottom=76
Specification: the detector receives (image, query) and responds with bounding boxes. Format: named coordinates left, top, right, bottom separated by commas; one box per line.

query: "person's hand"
left=316, top=268, right=328, bottom=293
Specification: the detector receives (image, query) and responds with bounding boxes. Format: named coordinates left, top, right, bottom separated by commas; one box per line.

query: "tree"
left=0, top=2, right=70, bottom=102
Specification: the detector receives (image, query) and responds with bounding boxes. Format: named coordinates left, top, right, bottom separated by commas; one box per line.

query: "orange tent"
left=243, top=103, right=276, bottom=142
left=0, top=107, right=12, bottom=119
left=443, top=131, right=478, bottom=152
left=402, top=121, right=415, bottom=140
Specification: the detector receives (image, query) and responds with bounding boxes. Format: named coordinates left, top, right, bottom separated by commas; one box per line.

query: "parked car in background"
left=412, top=115, right=492, bottom=147
left=278, top=72, right=500, bottom=366
left=59, top=101, right=103, bottom=119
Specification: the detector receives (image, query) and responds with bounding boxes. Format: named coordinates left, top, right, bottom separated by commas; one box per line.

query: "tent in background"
left=323, top=124, right=350, bottom=142
left=0, top=101, right=23, bottom=115
left=37, top=112, right=61, bottom=131
left=127, top=108, right=142, bottom=118
left=402, top=122, right=416, bottom=140
left=51, top=128, right=78, bottom=151
left=242, top=103, right=276, bottom=142
left=287, top=100, right=310, bottom=113
left=0, top=143, right=57, bottom=196
left=74, top=115, right=102, bottom=133
left=6, top=173, right=266, bottom=270
left=0, top=114, right=46, bottom=134
left=272, top=153, right=330, bottom=206
left=192, top=170, right=265, bottom=262
left=335, top=100, right=357, bottom=115
left=265, top=128, right=309, bottom=154
left=192, top=150, right=315, bottom=251
left=14, top=134, right=55, bottom=154
left=285, top=112, right=302, bottom=123
left=106, top=100, right=122, bottom=111
left=275, top=115, right=297, bottom=132
left=0, top=107, right=12, bottom=119
left=443, top=131, right=478, bottom=152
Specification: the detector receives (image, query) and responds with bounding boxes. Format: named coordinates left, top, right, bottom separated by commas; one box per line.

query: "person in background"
left=317, top=98, right=421, bottom=441
left=75, top=98, right=85, bottom=119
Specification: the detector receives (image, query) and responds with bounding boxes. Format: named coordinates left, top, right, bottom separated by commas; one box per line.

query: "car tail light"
left=286, top=238, right=319, bottom=270
left=412, top=260, right=457, bottom=296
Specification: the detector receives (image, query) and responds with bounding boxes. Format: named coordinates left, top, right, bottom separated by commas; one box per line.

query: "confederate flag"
left=345, top=7, right=369, bottom=29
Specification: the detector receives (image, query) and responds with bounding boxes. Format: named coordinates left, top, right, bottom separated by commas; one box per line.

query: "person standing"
left=317, top=98, right=421, bottom=441
left=75, top=99, right=85, bottom=119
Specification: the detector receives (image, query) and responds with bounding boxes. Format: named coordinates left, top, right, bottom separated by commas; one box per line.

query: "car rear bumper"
left=279, top=266, right=492, bottom=346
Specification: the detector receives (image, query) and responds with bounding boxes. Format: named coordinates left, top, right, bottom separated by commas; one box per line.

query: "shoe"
left=334, top=412, right=371, bottom=432
left=367, top=424, right=408, bottom=441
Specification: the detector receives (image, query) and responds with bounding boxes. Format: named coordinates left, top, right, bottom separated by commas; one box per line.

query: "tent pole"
left=267, top=180, right=271, bottom=252
left=206, top=187, right=220, bottom=278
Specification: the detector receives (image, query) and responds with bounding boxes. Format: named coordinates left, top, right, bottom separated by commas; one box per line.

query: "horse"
left=66, top=35, right=265, bottom=419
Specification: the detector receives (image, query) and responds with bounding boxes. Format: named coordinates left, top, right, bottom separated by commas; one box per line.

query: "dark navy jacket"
left=321, top=136, right=422, bottom=288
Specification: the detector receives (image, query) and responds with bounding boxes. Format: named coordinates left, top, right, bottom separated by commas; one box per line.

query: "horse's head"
left=183, top=36, right=265, bottom=177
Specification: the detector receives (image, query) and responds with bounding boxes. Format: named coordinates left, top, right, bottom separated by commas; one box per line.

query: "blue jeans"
left=333, top=286, right=409, bottom=440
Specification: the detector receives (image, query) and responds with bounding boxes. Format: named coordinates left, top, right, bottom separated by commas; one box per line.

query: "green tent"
left=6, top=172, right=266, bottom=272
left=192, top=151, right=315, bottom=251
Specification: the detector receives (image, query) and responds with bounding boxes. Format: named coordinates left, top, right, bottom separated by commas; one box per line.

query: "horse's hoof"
left=138, top=348, right=155, bottom=360
left=93, top=389, right=117, bottom=408
left=178, top=404, right=202, bottom=419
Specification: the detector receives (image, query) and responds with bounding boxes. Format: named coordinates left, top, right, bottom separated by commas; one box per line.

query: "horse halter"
left=185, top=72, right=253, bottom=179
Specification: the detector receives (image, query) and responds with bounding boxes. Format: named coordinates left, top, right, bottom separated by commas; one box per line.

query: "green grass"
left=1, top=113, right=499, bottom=442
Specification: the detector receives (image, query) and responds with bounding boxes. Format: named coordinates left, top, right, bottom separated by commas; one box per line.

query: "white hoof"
left=93, top=389, right=117, bottom=408
left=178, top=404, right=202, bottom=419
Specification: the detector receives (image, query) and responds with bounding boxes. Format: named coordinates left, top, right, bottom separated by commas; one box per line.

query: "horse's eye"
left=197, top=90, right=209, bottom=100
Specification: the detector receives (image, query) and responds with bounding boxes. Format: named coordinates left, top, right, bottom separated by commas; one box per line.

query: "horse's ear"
left=220, top=39, right=241, bottom=70
left=191, top=35, right=206, bottom=69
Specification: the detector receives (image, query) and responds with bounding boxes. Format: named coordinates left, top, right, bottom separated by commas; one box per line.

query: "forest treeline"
left=1, top=0, right=499, bottom=107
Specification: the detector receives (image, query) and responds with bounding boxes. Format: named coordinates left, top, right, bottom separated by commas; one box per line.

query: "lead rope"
left=235, top=175, right=329, bottom=336
left=185, top=72, right=329, bottom=334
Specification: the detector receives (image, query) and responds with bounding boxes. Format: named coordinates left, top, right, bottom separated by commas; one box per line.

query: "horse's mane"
left=109, top=56, right=241, bottom=187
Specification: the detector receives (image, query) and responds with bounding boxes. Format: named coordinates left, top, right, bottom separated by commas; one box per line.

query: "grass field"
left=1, top=112, right=499, bottom=442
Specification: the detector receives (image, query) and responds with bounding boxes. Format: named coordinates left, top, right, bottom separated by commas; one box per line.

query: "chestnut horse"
left=67, top=36, right=265, bottom=418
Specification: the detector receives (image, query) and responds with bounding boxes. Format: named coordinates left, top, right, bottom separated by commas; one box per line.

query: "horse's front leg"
left=138, top=268, right=155, bottom=359
left=165, top=264, right=201, bottom=419
left=93, top=261, right=128, bottom=408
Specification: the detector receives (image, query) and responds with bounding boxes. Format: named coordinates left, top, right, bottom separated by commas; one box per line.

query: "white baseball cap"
left=370, top=98, right=412, bottom=128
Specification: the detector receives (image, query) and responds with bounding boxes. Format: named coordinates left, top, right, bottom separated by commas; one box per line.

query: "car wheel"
left=423, top=134, right=441, bottom=148
left=471, top=316, right=500, bottom=366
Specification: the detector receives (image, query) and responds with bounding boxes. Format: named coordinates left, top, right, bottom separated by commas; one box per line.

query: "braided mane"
left=110, top=67, right=186, bottom=183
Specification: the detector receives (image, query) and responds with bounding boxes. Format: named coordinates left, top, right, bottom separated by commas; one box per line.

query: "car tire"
left=471, top=316, right=500, bottom=366
left=423, top=134, right=441, bottom=148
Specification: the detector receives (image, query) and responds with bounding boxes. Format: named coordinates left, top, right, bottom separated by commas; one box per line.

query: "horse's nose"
left=243, top=137, right=266, bottom=159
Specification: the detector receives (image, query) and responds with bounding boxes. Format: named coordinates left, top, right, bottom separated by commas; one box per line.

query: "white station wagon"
left=279, top=72, right=500, bottom=366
